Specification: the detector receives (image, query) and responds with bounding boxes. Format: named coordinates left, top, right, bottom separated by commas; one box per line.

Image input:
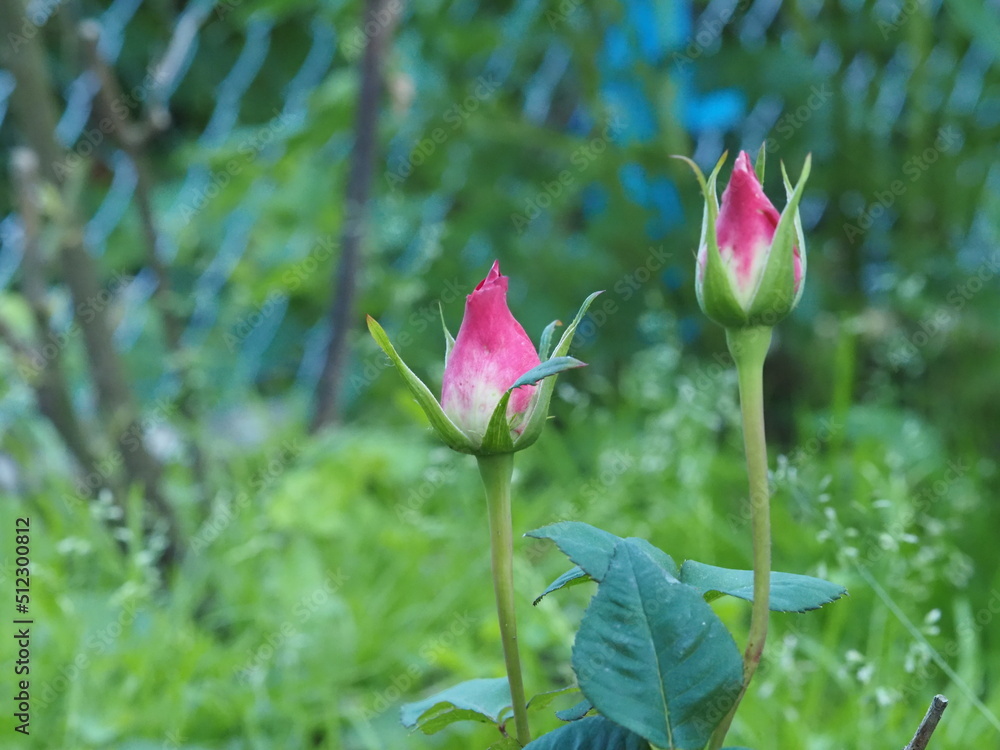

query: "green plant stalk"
left=708, top=326, right=773, bottom=750
left=478, top=453, right=531, bottom=746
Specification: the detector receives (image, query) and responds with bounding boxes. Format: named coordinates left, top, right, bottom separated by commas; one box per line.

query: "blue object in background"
left=583, top=0, right=745, bottom=315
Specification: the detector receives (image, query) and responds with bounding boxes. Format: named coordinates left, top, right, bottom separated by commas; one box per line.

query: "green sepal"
left=783, top=158, right=809, bottom=309
left=482, top=391, right=516, bottom=454
left=675, top=153, right=749, bottom=328
left=480, top=356, right=587, bottom=455
left=745, top=154, right=811, bottom=325
left=366, top=316, right=475, bottom=454
left=539, top=319, right=562, bottom=360
left=754, top=141, right=767, bottom=184
left=439, top=302, right=456, bottom=365
left=513, top=356, right=587, bottom=390
left=514, top=291, right=601, bottom=451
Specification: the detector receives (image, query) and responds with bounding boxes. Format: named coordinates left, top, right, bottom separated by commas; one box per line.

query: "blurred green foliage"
left=0, top=0, right=998, bottom=747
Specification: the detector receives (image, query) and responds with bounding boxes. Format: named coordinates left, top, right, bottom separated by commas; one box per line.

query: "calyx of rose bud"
left=368, top=262, right=600, bottom=455
left=677, top=145, right=811, bottom=330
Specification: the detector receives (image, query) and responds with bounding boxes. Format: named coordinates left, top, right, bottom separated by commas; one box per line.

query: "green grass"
left=3, top=327, right=998, bottom=749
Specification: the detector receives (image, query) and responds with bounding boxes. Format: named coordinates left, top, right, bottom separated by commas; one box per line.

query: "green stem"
left=707, top=327, right=773, bottom=750
left=477, top=453, right=531, bottom=746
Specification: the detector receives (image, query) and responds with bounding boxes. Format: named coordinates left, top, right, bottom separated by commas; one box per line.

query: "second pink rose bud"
left=685, top=148, right=812, bottom=330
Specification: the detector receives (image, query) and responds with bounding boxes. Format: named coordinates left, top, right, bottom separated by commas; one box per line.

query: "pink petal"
left=716, top=151, right=781, bottom=290
left=442, top=261, right=542, bottom=439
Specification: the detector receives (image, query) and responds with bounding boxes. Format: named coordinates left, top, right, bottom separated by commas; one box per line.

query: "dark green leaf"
left=623, top=537, right=679, bottom=578
left=527, top=686, right=581, bottom=713
left=556, top=699, right=594, bottom=722
left=525, top=524, right=679, bottom=586
left=534, top=566, right=592, bottom=605
left=523, top=715, right=651, bottom=749
left=573, top=542, right=743, bottom=749
left=524, top=522, right=621, bottom=581
left=400, top=677, right=511, bottom=734
left=680, top=561, right=847, bottom=613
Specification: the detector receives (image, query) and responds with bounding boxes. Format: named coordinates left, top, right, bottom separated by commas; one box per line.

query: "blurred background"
left=0, top=0, right=998, bottom=747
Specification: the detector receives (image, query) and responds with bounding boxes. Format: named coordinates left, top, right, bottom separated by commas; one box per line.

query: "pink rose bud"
left=366, top=261, right=598, bottom=455
left=442, top=261, right=542, bottom=440
left=683, top=148, right=811, bottom=329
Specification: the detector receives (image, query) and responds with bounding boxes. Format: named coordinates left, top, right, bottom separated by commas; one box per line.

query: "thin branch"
left=0, top=0, right=65, bottom=181
left=79, top=18, right=210, bottom=499
left=311, top=0, right=402, bottom=432
left=10, top=148, right=102, bottom=481
left=1, top=5, right=183, bottom=569
left=78, top=20, right=178, bottom=345
left=904, top=695, right=948, bottom=750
